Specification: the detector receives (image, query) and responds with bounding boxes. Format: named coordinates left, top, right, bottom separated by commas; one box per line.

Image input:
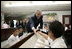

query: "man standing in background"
left=26, top=10, right=43, bottom=33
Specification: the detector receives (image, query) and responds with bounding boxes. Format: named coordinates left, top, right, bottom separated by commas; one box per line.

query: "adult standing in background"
left=26, top=10, right=43, bottom=33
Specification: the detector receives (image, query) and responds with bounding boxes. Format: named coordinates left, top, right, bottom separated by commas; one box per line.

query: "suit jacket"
left=26, top=15, right=43, bottom=32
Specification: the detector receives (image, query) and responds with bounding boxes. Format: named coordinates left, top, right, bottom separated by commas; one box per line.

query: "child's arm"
left=37, top=31, right=48, bottom=40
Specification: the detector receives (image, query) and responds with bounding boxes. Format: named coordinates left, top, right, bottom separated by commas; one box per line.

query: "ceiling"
left=1, top=1, right=71, bottom=16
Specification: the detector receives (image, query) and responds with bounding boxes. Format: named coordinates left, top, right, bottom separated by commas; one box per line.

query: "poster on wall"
left=65, top=17, right=69, bottom=24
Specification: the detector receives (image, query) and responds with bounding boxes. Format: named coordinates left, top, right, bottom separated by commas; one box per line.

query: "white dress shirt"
left=45, top=37, right=67, bottom=48
left=2, top=23, right=10, bottom=29
left=8, top=34, right=20, bottom=46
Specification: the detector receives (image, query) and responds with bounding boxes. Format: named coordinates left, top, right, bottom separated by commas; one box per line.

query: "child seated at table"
left=35, top=20, right=67, bottom=48
left=18, top=28, right=23, bottom=37
left=7, top=28, right=21, bottom=46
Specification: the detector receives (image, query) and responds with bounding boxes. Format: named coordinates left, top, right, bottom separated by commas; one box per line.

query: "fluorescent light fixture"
left=5, top=1, right=32, bottom=7
left=4, top=1, right=71, bottom=7
left=32, top=1, right=71, bottom=5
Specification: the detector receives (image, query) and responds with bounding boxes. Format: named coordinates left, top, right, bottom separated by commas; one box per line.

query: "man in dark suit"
left=26, top=10, right=43, bottom=33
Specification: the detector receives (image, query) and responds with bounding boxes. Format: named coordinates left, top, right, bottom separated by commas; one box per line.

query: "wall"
left=1, top=12, right=4, bottom=26
left=42, top=11, right=71, bottom=23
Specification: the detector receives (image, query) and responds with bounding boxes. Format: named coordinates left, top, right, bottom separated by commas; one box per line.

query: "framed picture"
left=63, top=15, right=71, bottom=28
left=65, top=17, right=69, bottom=24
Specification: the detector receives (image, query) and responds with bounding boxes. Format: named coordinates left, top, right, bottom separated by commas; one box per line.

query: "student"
left=41, top=23, right=49, bottom=34
left=69, top=25, right=71, bottom=30
left=37, top=20, right=67, bottom=48
left=7, top=28, right=20, bottom=46
left=10, top=20, right=14, bottom=27
left=64, top=24, right=68, bottom=31
left=22, top=19, right=28, bottom=32
left=2, top=22, right=10, bottom=29
left=18, top=28, right=23, bottom=37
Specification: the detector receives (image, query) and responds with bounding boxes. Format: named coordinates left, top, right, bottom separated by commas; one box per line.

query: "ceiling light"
left=4, top=1, right=71, bottom=7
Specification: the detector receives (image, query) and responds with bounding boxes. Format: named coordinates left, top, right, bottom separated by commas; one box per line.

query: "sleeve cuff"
left=32, top=27, right=35, bottom=30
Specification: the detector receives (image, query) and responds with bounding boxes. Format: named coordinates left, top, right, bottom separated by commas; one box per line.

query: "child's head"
left=19, top=28, right=23, bottom=32
left=44, top=24, right=49, bottom=30
left=48, top=20, right=65, bottom=39
left=12, top=27, right=22, bottom=36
